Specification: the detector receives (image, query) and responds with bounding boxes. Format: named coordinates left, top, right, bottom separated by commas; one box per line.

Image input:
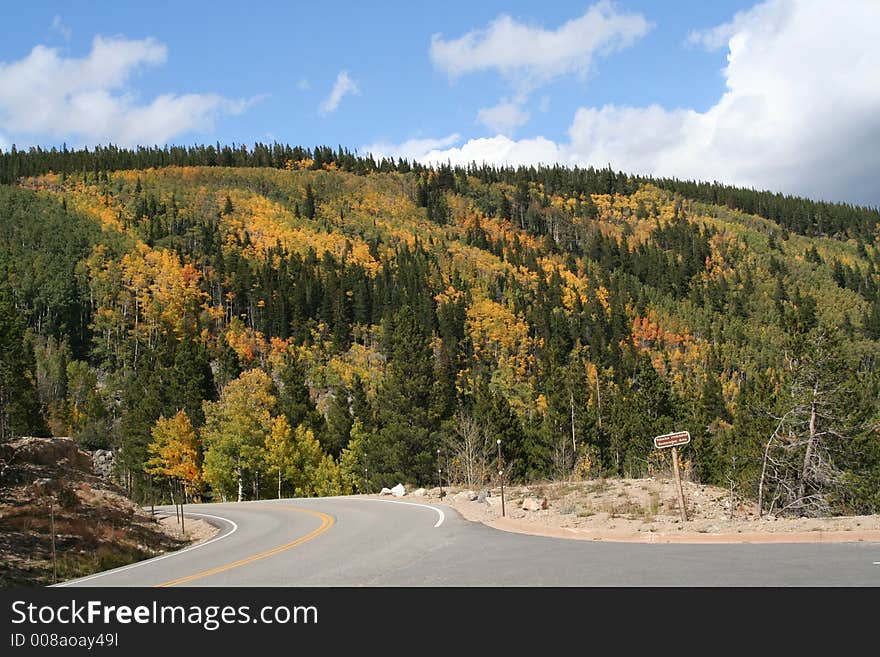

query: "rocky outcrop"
left=91, top=449, right=116, bottom=479
left=2, top=436, right=92, bottom=472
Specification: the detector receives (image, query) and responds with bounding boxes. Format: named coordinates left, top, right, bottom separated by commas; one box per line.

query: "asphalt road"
left=56, top=497, right=880, bottom=586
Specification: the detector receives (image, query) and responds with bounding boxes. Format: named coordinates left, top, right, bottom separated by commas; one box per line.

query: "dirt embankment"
left=406, top=478, right=880, bottom=544
left=0, top=436, right=215, bottom=586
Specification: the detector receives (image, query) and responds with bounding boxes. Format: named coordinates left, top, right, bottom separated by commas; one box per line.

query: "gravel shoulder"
left=398, top=478, right=880, bottom=544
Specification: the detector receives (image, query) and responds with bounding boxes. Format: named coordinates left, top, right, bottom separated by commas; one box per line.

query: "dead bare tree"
left=444, top=411, right=494, bottom=488
left=757, top=327, right=856, bottom=518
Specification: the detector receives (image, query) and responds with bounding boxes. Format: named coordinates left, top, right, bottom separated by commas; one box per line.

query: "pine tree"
left=304, top=184, right=316, bottom=220
left=277, top=356, right=324, bottom=436
left=0, top=286, right=46, bottom=441
left=324, top=387, right=353, bottom=458
left=371, top=305, right=438, bottom=485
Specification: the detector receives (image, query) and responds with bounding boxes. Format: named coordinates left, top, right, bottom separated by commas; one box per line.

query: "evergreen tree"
left=324, top=387, right=353, bottom=458
left=304, top=184, right=316, bottom=220
left=0, top=286, right=46, bottom=440
left=371, top=305, right=438, bottom=485
left=277, top=356, right=324, bottom=436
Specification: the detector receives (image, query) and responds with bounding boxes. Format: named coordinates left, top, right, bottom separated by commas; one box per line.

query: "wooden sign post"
left=653, top=431, right=690, bottom=522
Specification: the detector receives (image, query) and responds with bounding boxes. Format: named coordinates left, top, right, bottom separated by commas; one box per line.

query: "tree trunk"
left=278, top=470, right=282, bottom=499
left=797, top=383, right=819, bottom=505
left=757, top=434, right=774, bottom=518
left=570, top=389, right=577, bottom=477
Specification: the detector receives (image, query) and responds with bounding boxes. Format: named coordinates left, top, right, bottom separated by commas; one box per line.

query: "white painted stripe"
left=52, top=512, right=238, bottom=587
left=349, top=497, right=446, bottom=528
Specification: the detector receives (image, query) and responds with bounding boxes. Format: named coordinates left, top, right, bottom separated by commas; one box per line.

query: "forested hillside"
left=1, top=145, right=878, bottom=516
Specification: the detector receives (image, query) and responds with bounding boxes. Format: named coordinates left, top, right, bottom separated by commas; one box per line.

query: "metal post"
left=180, top=480, right=185, bottom=537
left=671, top=446, right=688, bottom=522
left=49, top=498, right=57, bottom=584
left=497, top=439, right=505, bottom=517
left=364, top=467, right=368, bottom=494
left=437, top=448, right=443, bottom=500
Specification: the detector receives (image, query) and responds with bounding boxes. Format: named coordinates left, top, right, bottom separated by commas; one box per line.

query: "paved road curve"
left=56, top=497, right=880, bottom=586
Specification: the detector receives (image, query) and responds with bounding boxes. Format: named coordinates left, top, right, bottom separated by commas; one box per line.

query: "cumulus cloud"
left=476, top=101, right=530, bottom=135
left=319, top=71, right=359, bottom=115
left=363, top=134, right=461, bottom=162
left=430, top=1, right=651, bottom=95
left=366, top=133, right=566, bottom=168
left=390, top=0, right=880, bottom=205
left=0, top=36, right=253, bottom=147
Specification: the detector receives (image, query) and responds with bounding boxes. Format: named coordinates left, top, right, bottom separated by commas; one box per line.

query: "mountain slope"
left=1, top=153, right=878, bottom=516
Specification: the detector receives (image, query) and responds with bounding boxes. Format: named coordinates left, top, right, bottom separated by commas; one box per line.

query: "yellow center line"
left=155, top=505, right=335, bottom=587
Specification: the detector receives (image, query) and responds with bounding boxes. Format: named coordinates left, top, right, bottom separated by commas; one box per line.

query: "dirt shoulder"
left=403, top=478, right=880, bottom=544
left=0, top=436, right=216, bottom=586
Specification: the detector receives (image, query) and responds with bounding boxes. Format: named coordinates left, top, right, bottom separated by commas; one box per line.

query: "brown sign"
left=654, top=431, right=691, bottom=449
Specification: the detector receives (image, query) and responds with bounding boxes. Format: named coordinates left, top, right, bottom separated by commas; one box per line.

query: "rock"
left=486, top=496, right=503, bottom=508
left=8, top=436, right=92, bottom=472
left=477, top=488, right=489, bottom=503
left=521, top=497, right=542, bottom=511
left=390, top=483, right=406, bottom=497
left=91, top=449, right=116, bottom=479
left=412, top=488, right=427, bottom=497
left=452, top=490, right=477, bottom=502
left=380, top=487, right=392, bottom=495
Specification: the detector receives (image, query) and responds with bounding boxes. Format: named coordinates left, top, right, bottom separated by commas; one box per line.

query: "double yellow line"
left=156, top=506, right=335, bottom=587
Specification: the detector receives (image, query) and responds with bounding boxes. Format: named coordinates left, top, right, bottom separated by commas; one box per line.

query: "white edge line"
left=347, top=497, right=445, bottom=528
left=52, top=512, right=238, bottom=587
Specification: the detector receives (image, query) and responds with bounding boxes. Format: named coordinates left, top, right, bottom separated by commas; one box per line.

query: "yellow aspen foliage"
left=263, top=415, right=295, bottom=499
left=146, top=410, right=203, bottom=499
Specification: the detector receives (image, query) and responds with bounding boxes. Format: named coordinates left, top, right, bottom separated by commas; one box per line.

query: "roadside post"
left=49, top=497, right=57, bottom=584
left=497, top=439, right=505, bottom=517
left=653, top=431, right=691, bottom=522
left=437, top=448, right=443, bottom=500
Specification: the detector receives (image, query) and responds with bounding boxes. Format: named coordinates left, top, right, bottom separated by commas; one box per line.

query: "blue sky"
left=2, top=1, right=879, bottom=205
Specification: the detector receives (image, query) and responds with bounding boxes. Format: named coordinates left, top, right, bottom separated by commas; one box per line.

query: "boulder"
left=412, top=488, right=427, bottom=497
left=486, top=496, right=503, bottom=508
left=452, top=490, right=477, bottom=502
left=91, top=449, right=116, bottom=479
left=477, top=488, right=489, bottom=504
left=9, top=437, right=92, bottom=471
left=380, top=487, right=393, bottom=495
left=521, top=497, right=542, bottom=511
left=390, top=483, right=406, bottom=497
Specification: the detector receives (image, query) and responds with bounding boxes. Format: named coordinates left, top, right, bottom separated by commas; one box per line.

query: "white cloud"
left=430, top=1, right=651, bottom=94
left=319, top=71, right=359, bottom=115
left=366, top=133, right=566, bottom=168
left=687, top=0, right=790, bottom=50
left=476, top=101, right=530, bottom=135
left=297, top=77, right=310, bottom=91
left=363, top=134, right=461, bottom=162
left=389, top=0, right=880, bottom=205
left=50, top=15, right=72, bottom=41
left=0, top=36, right=253, bottom=147
left=418, top=135, right=567, bottom=168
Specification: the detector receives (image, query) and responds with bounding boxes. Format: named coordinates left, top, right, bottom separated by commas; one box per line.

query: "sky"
left=1, top=1, right=878, bottom=206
